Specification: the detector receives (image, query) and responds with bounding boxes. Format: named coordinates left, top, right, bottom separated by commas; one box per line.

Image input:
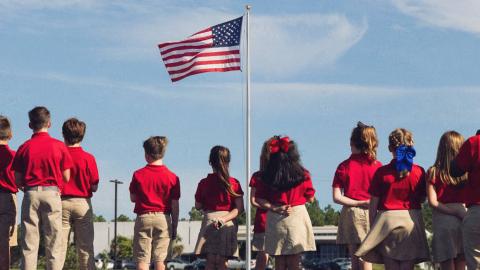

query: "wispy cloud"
left=392, top=0, right=480, bottom=34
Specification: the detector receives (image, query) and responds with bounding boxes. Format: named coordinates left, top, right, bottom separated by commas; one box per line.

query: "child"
left=129, top=136, right=180, bottom=270
left=451, top=131, right=480, bottom=269
left=0, top=116, right=18, bottom=270
left=59, top=118, right=99, bottom=270
left=12, top=106, right=73, bottom=270
left=254, top=136, right=316, bottom=270
left=332, top=122, right=381, bottom=270
left=427, top=131, right=467, bottom=270
left=194, top=146, right=244, bottom=270
left=355, top=128, right=429, bottom=270
left=249, top=140, right=270, bottom=270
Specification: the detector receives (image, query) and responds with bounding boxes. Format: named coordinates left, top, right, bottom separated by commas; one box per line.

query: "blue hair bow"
left=395, top=145, right=416, bottom=173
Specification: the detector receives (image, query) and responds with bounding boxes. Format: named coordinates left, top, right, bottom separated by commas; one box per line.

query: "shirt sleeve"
left=129, top=175, right=138, bottom=195
left=332, top=162, right=346, bottom=188
left=170, top=176, right=181, bottom=200
left=60, top=145, right=73, bottom=171
left=455, top=138, right=475, bottom=172
left=194, top=181, right=203, bottom=203
left=233, top=179, right=244, bottom=196
left=416, top=167, right=427, bottom=201
left=254, top=179, right=267, bottom=200
left=88, top=156, right=100, bottom=185
left=303, top=172, right=315, bottom=199
left=11, top=145, right=25, bottom=173
left=369, top=170, right=382, bottom=197
left=249, top=174, right=257, bottom=187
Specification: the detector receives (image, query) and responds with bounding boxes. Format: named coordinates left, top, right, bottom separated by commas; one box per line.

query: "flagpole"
left=245, top=4, right=252, bottom=270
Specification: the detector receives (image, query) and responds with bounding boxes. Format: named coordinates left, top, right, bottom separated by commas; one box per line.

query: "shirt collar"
left=31, top=132, right=50, bottom=139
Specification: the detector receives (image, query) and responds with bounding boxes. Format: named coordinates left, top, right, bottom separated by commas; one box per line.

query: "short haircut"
left=28, top=106, right=50, bottom=131
left=0, top=115, right=12, bottom=140
left=143, top=136, right=168, bottom=160
left=62, top=118, right=86, bottom=145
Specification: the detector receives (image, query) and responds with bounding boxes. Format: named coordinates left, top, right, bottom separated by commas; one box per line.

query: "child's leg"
left=275, top=256, right=286, bottom=270
left=255, top=251, right=269, bottom=270
left=214, top=255, right=228, bottom=270
left=285, top=254, right=301, bottom=270
left=154, top=261, right=166, bottom=270
left=440, top=259, right=454, bottom=270
left=383, top=257, right=400, bottom=270
left=398, top=260, right=414, bottom=270
left=454, top=255, right=466, bottom=270
left=206, top=254, right=217, bottom=270
left=137, top=261, right=150, bottom=270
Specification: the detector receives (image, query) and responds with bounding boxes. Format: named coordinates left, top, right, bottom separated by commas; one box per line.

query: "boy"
left=129, top=136, right=180, bottom=270
left=0, top=116, right=18, bottom=270
left=59, top=118, right=99, bottom=270
left=13, top=106, right=73, bottom=270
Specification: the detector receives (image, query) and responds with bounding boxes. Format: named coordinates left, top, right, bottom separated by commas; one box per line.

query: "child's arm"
left=130, top=193, right=137, bottom=202
left=171, top=199, right=179, bottom=239
left=332, top=187, right=370, bottom=208
left=255, top=198, right=292, bottom=216
left=368, top=196, right=379, bottom=225
left=427, top=181, right=465, bottom=219
left=15, top=171, right=24, bottom=189
left=62, top=169, right=70, bottom=182
left=216, top=197, right=244, bottom=227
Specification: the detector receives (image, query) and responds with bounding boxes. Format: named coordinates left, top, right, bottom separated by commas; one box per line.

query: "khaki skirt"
left=265, top=205, right=316, bottom=255
left=432, top=203, right=465, bottom=263
left=337, top=206, right=370, bottom=244
left=194, top=211, right=239, bottom=258
left=252, top=233, right=266, bottom=252
left=355, top=210, right=430, bottom=264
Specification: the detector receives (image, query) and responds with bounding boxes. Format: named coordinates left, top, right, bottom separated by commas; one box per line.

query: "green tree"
left=112, top=214, right=132, bottom=222
left=323, top=204, right=340, bottom=225
left=110, top=235, right=133, bottom=259
left=94, top=214, right=107, bottom=222
left=63, top=243, right=80, bottom=269
left=188, top=207, right=203, bottom=221
left=306, top=198, right=325, bottom=226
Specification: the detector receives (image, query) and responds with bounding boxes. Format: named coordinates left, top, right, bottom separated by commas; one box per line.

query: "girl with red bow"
left=255, top=136, right=316, bottom=270
left=355, top=128, right=429, bottom=270
left=332, top=122, right=382, bottom=270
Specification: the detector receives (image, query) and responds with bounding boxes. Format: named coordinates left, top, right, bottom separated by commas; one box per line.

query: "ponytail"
left=209, top=146, right=240, bottom=197
left=388, top=128, right=414, bottom=178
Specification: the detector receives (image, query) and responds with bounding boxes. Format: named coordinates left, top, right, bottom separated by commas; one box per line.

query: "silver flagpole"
left=245, top=4, right=252, bottom=270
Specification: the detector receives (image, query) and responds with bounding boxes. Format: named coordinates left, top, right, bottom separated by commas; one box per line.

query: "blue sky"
left=1, top=0, right=479, bottom=220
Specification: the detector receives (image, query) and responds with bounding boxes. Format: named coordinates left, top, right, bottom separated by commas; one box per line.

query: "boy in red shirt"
left=129, top=136, right=180, bottom=270
left=13, top=106, right=73, bottom=270
left=0, top=116, right=18, bottom=270
left=58, top=118, right=99, bottom=270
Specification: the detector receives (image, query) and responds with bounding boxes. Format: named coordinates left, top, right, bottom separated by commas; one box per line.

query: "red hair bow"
left=270, top=136, right=290, bottom=154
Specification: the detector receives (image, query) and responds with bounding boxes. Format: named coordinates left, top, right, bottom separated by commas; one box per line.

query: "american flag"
left=158, top=16, right=243, bottom=82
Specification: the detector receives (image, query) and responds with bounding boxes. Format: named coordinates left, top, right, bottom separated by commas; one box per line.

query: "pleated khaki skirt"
left=355, top=209, right=430, bottom=264
left=252, top=233, right=266, bottom=252
left=432, top=203, right=465, bottom=263
left=194, top=211, right=239, bottom=258
left=336, top=206, right=370, bottom=244
left=265, top=205, right=316, bottom=255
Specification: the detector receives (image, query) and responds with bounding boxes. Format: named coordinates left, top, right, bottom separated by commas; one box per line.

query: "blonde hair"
left=350, top=122, right=378, bottom=161
left=428, top=131, right=467, bottom=185
left=388, top=128, right=414, bottom=178
left=209, top=146, right=240, bottom=197
left=143, top=136, right=168, bottom=160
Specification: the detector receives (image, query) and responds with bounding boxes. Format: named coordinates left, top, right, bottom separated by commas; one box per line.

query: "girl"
left=355, top=128, right=429, bottom=270
left=249, top=140, right=270, bottom=270
left=332, top=122, right=382, bottom=270
left=255, top=136, right=316, bottom=270
left=427, top=131, right=467, bottom=270
left=194, top=146, right=244, bottom=270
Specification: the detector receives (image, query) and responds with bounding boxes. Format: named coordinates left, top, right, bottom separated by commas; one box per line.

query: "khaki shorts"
left=133, top=212, right=172, bottom=264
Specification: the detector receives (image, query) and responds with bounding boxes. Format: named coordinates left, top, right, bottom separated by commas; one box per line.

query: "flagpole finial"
left=246, top=5, right=252, bottom=10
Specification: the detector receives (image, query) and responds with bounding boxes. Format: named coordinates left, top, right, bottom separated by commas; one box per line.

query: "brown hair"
left=209, top=145, right=240, bottom=197
left=62, top=118, right=86, bottom=145
left=388, top=128, right=414, bottom=178
left=143, top=136, right=168, bottom=160
left=428, top=131, right=467, bottom=185
left=0, top=116, right=12, bottom=140
left=28, top=106, right=50, bottom=131
left=350, top=121, right=378, bottom=161
left=259, top=139, right=271, bottom=171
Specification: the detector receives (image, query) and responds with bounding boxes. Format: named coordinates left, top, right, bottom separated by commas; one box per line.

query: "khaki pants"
left=59, top=198, right=95, bottom=270
left=464, top=205, right=480, bottom=270
left=21, top=189, right=62, bottom=270
left=0, top=193, right=17, bottom=270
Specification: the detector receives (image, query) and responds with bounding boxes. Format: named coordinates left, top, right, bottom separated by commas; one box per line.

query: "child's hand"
left=273, top=205, right=292, bottom=216
left=357, top=200, right=370, bottom=209
left=454, top=208, right=467, bottom=220
left=213, top=218, right=225, bottom=229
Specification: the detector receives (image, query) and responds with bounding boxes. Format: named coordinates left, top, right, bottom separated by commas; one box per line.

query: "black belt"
left=25, top=186, right=59, bottom=191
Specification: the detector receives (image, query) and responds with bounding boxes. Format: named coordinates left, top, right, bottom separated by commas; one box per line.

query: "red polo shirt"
left=195, top=173, right=244, bottom=211
left=255, top=170, right=315, bottom=206
left=12, top=132, right=73, bottom=187
left=332, top=153, right=382, bottom=201
left=129, top=164, right=180, bottom=215
left=369, top=160, right=426, bottom=210
left=454, top=135, right=480, bottom=206
left=0, top=145, right=17, bottom=193
left=250, top=172, right=267, bottom=233
left=61, top=147, right=99, bottom=198
left=428, top=173, right=465, bottom=204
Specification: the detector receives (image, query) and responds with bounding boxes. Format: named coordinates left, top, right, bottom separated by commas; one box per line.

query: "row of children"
left=1, top=106, right=479, bottom=270
left=332, top=122, right=480, bottom=270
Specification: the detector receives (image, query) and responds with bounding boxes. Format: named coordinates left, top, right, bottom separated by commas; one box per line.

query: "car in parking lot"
left=184, top=259, right=206, bottom=270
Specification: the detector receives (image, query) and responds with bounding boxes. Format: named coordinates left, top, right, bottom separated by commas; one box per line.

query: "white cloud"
left=392, top=0, right=480, bottom=34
